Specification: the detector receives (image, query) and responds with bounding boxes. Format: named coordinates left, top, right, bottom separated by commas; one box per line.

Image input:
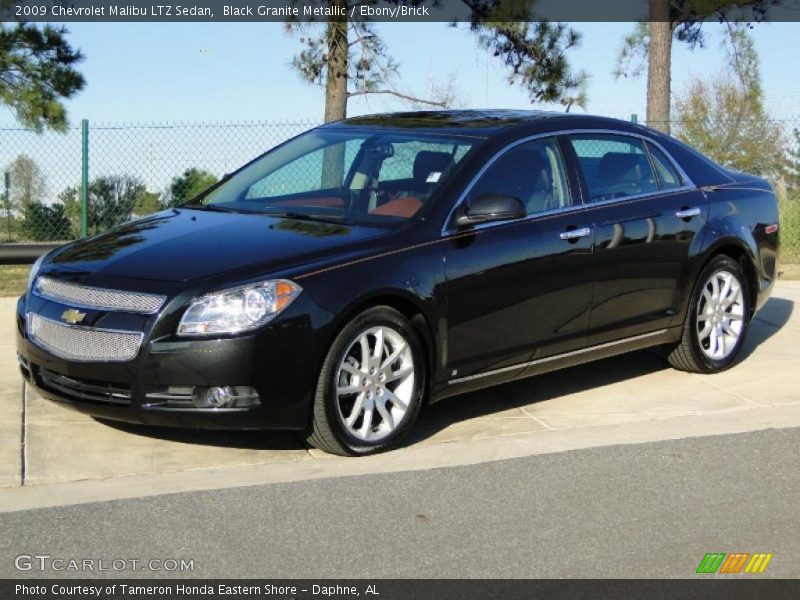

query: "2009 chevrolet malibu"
left=17, top=110, right=779, bottom=455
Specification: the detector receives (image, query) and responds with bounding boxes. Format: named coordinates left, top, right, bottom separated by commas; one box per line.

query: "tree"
left=673, top=29, right=785, bottom=181
left=0, top=22, right=85, bottom=131
left=8, top=154, right=45, bottom=211
left=58, top=185, right=81, bottom=233
left=21, top=201, right=72, bottom=241
left=168, top=168, right=218, bottom=206
left=472, top=21, right=588, bottom=111
left=287, top=1, right=587, bottom=123
left=788, top=128, right=800, bottom=192
left=615, top=0, right=773, bottom=133
left=133, top=191, right=163, bottom=215
left=59, top=175, right=148, bottom=234
left=90, top=175, right=147, bottom=232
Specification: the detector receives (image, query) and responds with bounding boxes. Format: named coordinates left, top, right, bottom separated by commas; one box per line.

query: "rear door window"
left=569, top=135, right=658, bottom=202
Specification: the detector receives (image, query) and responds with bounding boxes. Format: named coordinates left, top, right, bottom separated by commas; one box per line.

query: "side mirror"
left=454, top=194, right=526, bottom=228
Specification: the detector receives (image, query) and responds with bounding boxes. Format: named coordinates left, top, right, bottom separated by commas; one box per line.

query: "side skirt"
left=432, top=326, right=682, bottom=402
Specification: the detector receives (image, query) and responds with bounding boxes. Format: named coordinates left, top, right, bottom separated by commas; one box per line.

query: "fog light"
left=208, top=386, right=234, bottom=408
left=192, top=386, right=260, bottom=409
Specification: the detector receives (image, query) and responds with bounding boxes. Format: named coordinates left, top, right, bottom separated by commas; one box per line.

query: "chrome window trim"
left=448, top=329, right=669, bottom=385
left=441, top=128, right=697, bottom=236
left=33, top=276, right=166, bottom=314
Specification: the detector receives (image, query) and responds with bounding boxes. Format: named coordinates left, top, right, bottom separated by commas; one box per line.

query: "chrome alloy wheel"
left=335, top=325, right=415, bottom=442
left=696, top=269, right=745, bottom=360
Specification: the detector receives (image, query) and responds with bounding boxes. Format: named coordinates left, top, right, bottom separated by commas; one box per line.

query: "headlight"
left=177, top=280, right=301, bottom=336
left=27, top=254, right=46, bottom=293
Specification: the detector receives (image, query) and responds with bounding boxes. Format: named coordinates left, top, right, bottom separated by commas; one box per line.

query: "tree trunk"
left=321, top=0, right=349, bottom=188
left=323, top=0, right=348, bottom=123
left=647, top=0, right=672, bottom=134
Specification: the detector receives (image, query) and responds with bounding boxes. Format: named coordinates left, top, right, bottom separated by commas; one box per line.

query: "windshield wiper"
left=183, top=204, right=240, bottom=213
left=262, top=211, right=347, bottom=224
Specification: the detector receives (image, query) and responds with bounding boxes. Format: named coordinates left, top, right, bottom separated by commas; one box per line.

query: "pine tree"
left=287, top=0, right=587, bottom=123
left=0, top=23, right=85, bottom=131
left=615, top=0, right=774, bottom=134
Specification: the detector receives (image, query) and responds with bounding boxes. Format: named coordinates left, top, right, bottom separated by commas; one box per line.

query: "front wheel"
left=305, top=306, right=425, bottom=456
left=667, top=255, right=751, bottom=374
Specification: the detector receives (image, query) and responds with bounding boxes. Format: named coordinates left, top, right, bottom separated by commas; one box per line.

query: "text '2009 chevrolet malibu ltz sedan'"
left=16, top=110, right=779, bottom=455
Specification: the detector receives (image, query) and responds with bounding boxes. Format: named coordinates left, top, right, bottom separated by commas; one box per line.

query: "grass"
left=779, top=196, right=800, bottom=259
left=0, top=265, right=31, bottom=296
left=0, top=265, right=29, bottom=297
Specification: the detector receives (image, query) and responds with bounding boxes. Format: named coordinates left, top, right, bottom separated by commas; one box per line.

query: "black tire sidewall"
left=687, top=256, right=751, bottom=373
left=321, top=307, right=426, bottom=455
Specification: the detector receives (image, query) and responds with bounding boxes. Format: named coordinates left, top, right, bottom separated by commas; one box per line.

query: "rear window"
left=646, top=142, right=683, bottom=190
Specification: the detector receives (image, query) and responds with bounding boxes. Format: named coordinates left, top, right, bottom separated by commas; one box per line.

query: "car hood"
left=48, top=209, right=392, bottom=282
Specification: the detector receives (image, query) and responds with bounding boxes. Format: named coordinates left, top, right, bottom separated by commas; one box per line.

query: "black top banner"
left=3, top=0, right=800, bottom=23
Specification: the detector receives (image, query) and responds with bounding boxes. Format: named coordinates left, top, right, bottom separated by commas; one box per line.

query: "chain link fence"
left=1, top=115, right=799, bottom=259
left=0, top=119, right=317, bottom=245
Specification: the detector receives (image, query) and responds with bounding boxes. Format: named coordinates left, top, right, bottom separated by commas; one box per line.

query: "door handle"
left=675, top=207, right=701, bottom=219
left=559, top=227, right=592, bottom=241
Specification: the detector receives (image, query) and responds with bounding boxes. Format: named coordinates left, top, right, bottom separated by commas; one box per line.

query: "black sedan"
left=16, top=110, right=780, bottom=456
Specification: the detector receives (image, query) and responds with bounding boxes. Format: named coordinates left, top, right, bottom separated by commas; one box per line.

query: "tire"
left=304, top=306, right=426, bottom=456
left=667, top=255, right=751, bottom=374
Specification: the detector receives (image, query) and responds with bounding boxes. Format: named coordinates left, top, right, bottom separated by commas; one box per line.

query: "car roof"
left=325, top=109, right=651, bottom=139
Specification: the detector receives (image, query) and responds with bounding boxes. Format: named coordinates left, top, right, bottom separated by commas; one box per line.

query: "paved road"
left=2, top=427, right=798, bottom=579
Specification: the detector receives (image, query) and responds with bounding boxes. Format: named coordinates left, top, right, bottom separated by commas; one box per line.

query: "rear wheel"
left=667, top=255, right=751, bottom=373
left=305, top=306, right=425, bottom=456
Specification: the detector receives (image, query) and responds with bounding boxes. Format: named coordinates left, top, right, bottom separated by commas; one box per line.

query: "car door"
left=567, top=133, right=708, bottom=345
left=442, top=136, right=594, bottom=386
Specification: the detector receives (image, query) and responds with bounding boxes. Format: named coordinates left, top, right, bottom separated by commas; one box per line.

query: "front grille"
left=39, top=368, right=132, bottom=405
left=35, top=276, right=166, bottom=314
left=27, top=313, right=143, bottom=362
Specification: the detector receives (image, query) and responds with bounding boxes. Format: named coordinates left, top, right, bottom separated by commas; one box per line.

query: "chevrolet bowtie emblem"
left=61, top=308, right=86, bottom=325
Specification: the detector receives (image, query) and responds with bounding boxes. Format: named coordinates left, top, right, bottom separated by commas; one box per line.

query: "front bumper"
left=16, top=295, right=326, bottom=430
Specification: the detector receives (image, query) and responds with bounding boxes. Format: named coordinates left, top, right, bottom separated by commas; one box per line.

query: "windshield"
left=184, top=128, right=477, bottom=226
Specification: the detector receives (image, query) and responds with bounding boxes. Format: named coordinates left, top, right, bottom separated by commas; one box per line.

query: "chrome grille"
left=35, top=276, right=166, bottom=314
left=27, top=313, right=143, bottom=362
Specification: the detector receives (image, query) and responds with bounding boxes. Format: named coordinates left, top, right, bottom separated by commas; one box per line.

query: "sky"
left=4, top=20, right=799, bottom=127
left=2, top=20, right=799, bottom=198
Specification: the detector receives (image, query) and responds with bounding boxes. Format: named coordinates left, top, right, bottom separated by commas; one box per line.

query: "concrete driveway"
left=1, top=283, right=798, bottom=510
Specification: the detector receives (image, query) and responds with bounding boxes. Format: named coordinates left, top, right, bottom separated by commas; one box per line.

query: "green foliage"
left=289, top=20, right=399, bottom=98
left=168, top=168, right=218, bottom=206
left=614, top=22, right=650, bottom=80
left=89, top=175, right=147, bottom=231
left=7, top=154, right=46, bottom=209
left=673, top=29, right=786, bottom=182
left=0, top=23, right=85, bottom=131
left=779, top=194, right=800, bottom=259
left=674, top=75, right=786, bottom=181
left=473, top=21, right=588, bottom=109
left=614, top=2, right=772, bottom=81
left=60, top=175, right=149, bottom=234
left=21, top=201, right=72, bottom=241
left=133, top=191, right=163, bottom=215
left=723, top=23, right=762, bottom=102
left=788, top=128, right=800, bottom=193
left=287, top=2, right=587, bottom=116
left=57, top=185, right=80, bottom=232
